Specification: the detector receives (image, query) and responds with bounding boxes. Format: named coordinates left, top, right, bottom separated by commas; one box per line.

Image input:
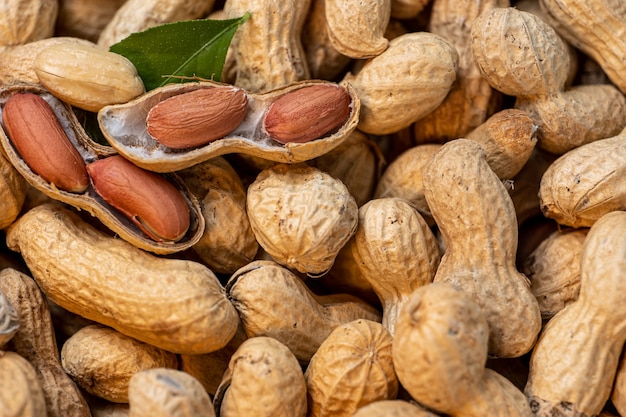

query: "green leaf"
left=109, top=13, right=250, bottom=91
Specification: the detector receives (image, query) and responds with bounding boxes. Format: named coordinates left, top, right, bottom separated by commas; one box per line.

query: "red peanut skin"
left=87, top=155, right=190, bottom=242
left=2, top=93, right=88, bottom=193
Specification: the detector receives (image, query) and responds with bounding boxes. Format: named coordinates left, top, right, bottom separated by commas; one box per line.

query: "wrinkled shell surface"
left=61, top=324, right=179, bottom=403
left=0, top=351, right=47, bottom=417
left=98, top=80, right=360, bottom=172
left=305, top=320, right=398, bottom=417
left=5, top=204, right=239, bottom=355
left=128, top=368, right=215, bottom=417
left=246, top=163, right=358, bottom=275
left=343, top=32, right=457, bottom=135
left=0, top=0, right=58, bottom=46
left=0, top=151, right=26, bottom=229
left=0, top=84, right=204, bottom=254
left=215, top=337, right=307, bottom=417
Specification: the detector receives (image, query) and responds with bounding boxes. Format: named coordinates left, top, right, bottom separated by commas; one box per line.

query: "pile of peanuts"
left=0, top=0, right=625, bottom=416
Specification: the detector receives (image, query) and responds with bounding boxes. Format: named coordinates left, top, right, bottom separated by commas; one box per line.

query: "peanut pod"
left=0, top=84, right=204, bottom=254
left=97, top=80, right=360, bottom=172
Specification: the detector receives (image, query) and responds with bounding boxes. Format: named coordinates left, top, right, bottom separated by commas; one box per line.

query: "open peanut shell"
left=0, top=84, right=204, bottom=255
left=97, top=79, right=361, bottom=172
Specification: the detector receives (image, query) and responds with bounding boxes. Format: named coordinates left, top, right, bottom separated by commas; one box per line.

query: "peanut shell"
left=0, top=0, right=58, bottom=46
left=304, top=320, right=398, bottom=417
left=5, top=204, right=239, bottom=355
left=0, top=151, right=26, bottom=229
left=214, top=337, right=307, bottom=417
left=246, top=163, right=358, bottom=276
left=0, top=84, right=204, bottom=254
left=61, top=324, right=179, bottom=403
left=98, top=80, right=360, bottom=172
left=0, top=351, right=47, bottom=417
left=0, top=291, right=19, bottom=349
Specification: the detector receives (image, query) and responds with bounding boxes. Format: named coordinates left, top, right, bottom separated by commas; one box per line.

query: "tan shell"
left=325, top=0, right=391, bottom=59
left=226, top=260, right=381, bottom=363
left=539, top=0, right=626, bottom=94
left=223, top=0, right=310, bottom=93
left=61, top=324, right=179, bottom=403
left=0, top=291, right=19, bottom=349
left=351, top=198, right=441, bottom=335
left=470, top=7, right=570, bottom=99
left=423, top=139, right=541, bottom=358
left=0, top=151, right=26, bottom=229
left=56, top=0, right=127, bottom=43
left=214, top=337, right=307, bottom=417
left=466, top=108, right=538, bottom=180
left=304, top=320, right=398, bottom=417
left=0, top=0, right=58, bottom=46
left=178, top=157, right=259, bottom=274
left=538, top=129, right=626, bottom=227
left=0, top=36, right=97, bottom=87
left=307, top=130, right=385, bottom=207
left=0, top=350, right=47, bottom=417
left=612, top=351, right=626, bottom=417
left=0, top=268, right=91, bottom=417
left=34, top=42, right=146, bottom=113
left=525, top=211, right=626, bottom=417
left=5, top=204, right=239, bottom=355
left=392, top=282, right=489, bottom=414
left=128, top=368, right=215, bottom=417
left=523, top=228, right=588, bottom=319
left=373, top=143, right=441, bottom=226
left=351, top=400, right=438, bottom=417
left=301, top=0, right=352, bottom=80
left=98, top=80, right=360, bottom=172
left=0, top=84, right=204, bottom=254
left=246, top=163, right=358, bottom=276
left=98, top=0, right=216, bottom=49
left=412, top=0, right=507, bottom=144
left=343, top=32, right=457, bottom=135
left=390, top=0, right=431, bottom=19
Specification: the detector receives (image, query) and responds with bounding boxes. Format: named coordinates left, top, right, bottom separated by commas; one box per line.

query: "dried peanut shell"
left=0, top=84, right=204, bottom=254
left=0, top=350, right=47, bottom=417
left=97, top=80, right=360, bottom=173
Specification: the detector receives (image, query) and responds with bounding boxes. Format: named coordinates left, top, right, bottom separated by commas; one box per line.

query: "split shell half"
left=0, top=83, right=204, bottom=255
left=97, top=79, right=361, bottom=173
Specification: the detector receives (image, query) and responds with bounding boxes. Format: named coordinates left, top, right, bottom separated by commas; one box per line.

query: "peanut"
left=98, top=80, right=361, bottom=171
left=423, top=139, right=541, bottom=358
left=2, top=92, right=89, bottom=193
left=523, top=228, right=588, bottom=320
left=301, top=0, right=352, bottom=80
left=325, top=0, right=391, bottom=59
left=5, top=203, right=239, bottom=355
left=343, top=32, right=458, bottom=135
left=223, top=0, right=310, bottom=93
left=352, top=400, right=438, bottom=417
left=471, top=7, right=626, bottom=154
left=226, top=260, right=381, bottom=363
left=87, top=155, right=191, bottom=242
left=538, top=128, right=626, bottom=228
left=0, top=268, right=91, bottom=417
left=128, top=368, right=215, bottom=417
left=56, top=0, right=127, bottom=43
left=177, top=157, right=259, bottom=275
left=308, top=130, right=385, bottom=207
left=539, top=0, right=626, bottom=94
left=412, top=0, right=507, bottom=144
left=392, top=282, right=533, bottom=416
left=146, top=86, right=249, bottom=149
left=34, top=42, right=146, bottom=113
left=214, top=337, right=307, bottom=417
left=263, top=84, right=352, bottom=144
left=246, top=163, right=358, bottom=276
left=0, top=151, right=26, bottom=229
left=304, top=319, right=398, bottom=417
left=0, top=350, right=47, bottom=417
left=61, top=324, right=179, bottom=403
left=0, top=291, right=19, bottom=349
left=525, top=210, right=626, bottom=416
left=0, top=0, right=58, bottom=46
left=97, top=0, right=216, bottom=49
left=351, top=197, right=441, bottom=335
